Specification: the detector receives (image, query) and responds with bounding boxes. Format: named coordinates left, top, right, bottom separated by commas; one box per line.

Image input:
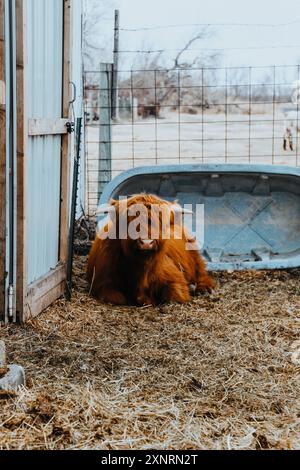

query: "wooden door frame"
left=15, top=0, right=26, bottom=322
left=16, top=0, right=73, bottom=322
left=60, top=0, right=71, bottom=265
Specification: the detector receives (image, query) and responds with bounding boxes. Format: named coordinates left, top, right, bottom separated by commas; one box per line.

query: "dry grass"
left=0, top=256, right=300, bottom=450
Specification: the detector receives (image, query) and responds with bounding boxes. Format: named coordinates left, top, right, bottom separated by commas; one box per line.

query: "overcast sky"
left=98, top=0, right=300, bottom=69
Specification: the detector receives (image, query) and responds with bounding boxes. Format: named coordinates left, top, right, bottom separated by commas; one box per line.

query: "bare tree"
left=172, top=28, right=215, bottom=68
left=82, top=0, right=115, bottom=72
left=159, top=29, right=222, bottom=109
left=131, top=39, right=165, bottom=71
left=123, top=28, right=222, bottom=112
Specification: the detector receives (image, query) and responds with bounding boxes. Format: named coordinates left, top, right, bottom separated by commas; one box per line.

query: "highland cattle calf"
left=87, top=194, right=214, bottom=305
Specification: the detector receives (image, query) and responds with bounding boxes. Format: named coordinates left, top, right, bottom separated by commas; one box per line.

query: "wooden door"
left=15, top=0, right=73, bottom=322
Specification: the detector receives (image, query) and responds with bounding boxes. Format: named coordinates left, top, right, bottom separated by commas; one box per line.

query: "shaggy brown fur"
left=87, top=194, right=214, bottom=305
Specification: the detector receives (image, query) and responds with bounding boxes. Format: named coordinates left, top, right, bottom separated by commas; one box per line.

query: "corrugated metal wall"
left=26, top=0, right=63, bottom=284
left=71, top=0, right=85, bottom=218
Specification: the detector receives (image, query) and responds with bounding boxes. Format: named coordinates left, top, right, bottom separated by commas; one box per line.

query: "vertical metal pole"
left=130, top=69, right=135, bottom=168
left=112, top=9, right=119, bottom=121
left=272, top=66, right=276, bottom=164
left=178, top=68, right=181, bottom=163
left=154, top=69, right=158, bottom=164
left=201, top=68, right=204, bottom=163
left=248, top=67, right=252, bottom=163
left=296, top=65, right=299, bottom=166
left=66, top=117, right=82, bottom=301
left=225, top=68, right=228, bottom=163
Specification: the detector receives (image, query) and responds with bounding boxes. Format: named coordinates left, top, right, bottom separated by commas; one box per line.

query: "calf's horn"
left=171, top=205, right=194, bottom=215
left=94, top=204, right=115, bottom=216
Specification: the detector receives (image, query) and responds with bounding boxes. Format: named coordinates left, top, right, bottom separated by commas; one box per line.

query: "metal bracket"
left=69, top=81, right=77, bottom=104
left=66, top=121, right=75, bottom=134
left=8, top=285, right=15, bottom=319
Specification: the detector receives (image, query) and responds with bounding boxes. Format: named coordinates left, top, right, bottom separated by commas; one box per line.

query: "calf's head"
left=96, top=194, right=192, bottom=258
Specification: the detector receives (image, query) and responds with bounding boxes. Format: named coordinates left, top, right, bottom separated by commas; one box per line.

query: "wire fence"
left=84, top=64, right=300, bottom=216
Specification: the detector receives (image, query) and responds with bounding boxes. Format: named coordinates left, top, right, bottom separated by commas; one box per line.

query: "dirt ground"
left=0, top=256, right=300, bottom=450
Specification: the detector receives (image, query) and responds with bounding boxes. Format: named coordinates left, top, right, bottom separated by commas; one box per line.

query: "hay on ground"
left=0, top=256, right=299, bottom=450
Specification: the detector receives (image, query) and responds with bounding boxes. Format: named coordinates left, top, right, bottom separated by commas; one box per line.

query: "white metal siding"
left=26, top=0, right=63, bottom=284
left=71, top=0, right=84, bottom=218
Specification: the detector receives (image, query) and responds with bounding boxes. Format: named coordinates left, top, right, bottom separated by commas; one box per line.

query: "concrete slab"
left=0, top=364, right=25, bottom=391
left=0, top=341, right=25, bottom=391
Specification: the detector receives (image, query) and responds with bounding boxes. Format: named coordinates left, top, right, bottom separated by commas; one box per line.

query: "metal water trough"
left=99, top=164, right=300, bottom=270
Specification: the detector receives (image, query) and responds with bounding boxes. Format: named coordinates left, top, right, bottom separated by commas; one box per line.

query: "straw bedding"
left=0, top=255, right=299, bottom=449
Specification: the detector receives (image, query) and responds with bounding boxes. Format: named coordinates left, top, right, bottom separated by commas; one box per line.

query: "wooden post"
left=0, top=0, right=6, bottom=321
left=60, top=0, right=72, bottom=265
left=133, top=97, right=138, bottom=122
left=99, top=63, right=112, bottom=198
left=111, top=9, right=119, bottom=121
left=15, top=0, right=27, bottom=323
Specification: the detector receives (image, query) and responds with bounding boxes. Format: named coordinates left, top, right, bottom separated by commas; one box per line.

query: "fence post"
left=133, top=97, right=138, bottom=121
left=99, top=63, right=112, bottom=199
left=112, top=10, right=119, bottom=121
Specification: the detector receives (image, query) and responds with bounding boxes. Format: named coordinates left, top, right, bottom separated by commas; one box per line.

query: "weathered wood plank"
left=15, top=0, right=27, bottom=322
left=25, top=264, right=66, bottom=320
left=0, top=79, right=5, bottom=106
left=59, top=0, right=71, bottom=264
left=28, top=118, right=68, bottom=136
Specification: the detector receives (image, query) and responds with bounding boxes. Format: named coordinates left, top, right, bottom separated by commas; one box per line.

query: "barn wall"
left=71, top=0, right=84, bottom=219
left=25, top=0, right=63, bottom=284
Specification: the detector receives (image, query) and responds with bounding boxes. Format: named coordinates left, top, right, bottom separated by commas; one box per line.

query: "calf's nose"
left=140, top=239, right=155, bottom=250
